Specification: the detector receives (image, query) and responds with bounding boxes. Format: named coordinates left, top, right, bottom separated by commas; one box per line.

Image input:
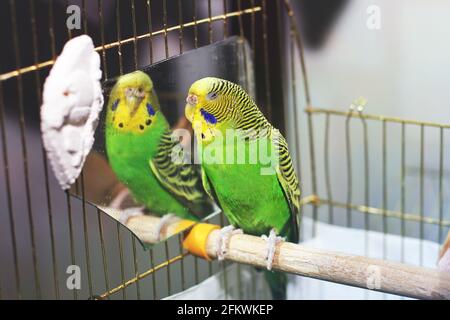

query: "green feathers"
left=106, top=72, right=300, bottom=298
left=185, top=77, right=301, bottom=299
left=186, top=77, right=300, bottom=240
left=105, top=71, right=213, bottom=220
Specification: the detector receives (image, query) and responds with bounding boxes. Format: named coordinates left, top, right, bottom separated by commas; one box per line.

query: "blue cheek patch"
left=200, top=108, right=217, bottom=124
left=111, top=99, right=119, bottom=111
left=146, top=103, right=155, bottom=116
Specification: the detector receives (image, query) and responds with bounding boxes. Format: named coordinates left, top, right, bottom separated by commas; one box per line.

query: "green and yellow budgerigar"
left=105, top=71, right=213, bottom=226
left=185, top=77, right=300, bottom=299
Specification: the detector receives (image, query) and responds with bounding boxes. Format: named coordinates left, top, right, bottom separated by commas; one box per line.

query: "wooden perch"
left=102, top=207, right=450, bottom=300
left=100, top=206, right=189, bottom=243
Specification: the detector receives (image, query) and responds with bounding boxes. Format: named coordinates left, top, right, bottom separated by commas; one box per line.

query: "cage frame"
left=0, top=0, right=449, bottom=300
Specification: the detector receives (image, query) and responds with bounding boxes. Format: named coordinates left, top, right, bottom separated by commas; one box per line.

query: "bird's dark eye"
left=207, top=92, right=218, bottom=100
left=111, top=99, right=119, bottom=111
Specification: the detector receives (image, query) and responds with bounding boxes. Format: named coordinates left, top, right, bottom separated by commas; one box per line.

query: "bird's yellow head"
left=185, top=77, right=242, bottom=142
left=107, top=71, right=160, bottom=134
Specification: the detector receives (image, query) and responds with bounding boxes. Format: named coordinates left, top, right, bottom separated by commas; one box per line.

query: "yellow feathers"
left=185, top=77, right=224, bottom=143
left=110, top=99, right=155, bottom=134
left=107, top=71, right=159, bottom=134
left=187, top=77, right=217, bottom=99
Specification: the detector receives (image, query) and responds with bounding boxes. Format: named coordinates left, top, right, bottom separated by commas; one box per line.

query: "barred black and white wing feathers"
left=149, top=128, right=214, bottom=218
left=272, top=129, right=300, bottom=243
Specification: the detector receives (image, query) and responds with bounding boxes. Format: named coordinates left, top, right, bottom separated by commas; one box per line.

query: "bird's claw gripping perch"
left=261, top=229, right=285, bottom=271
left=119, top=206, right=145, bottom=225
left=109, top=188, right=131, bottom=209
left=156, top=213, right=176, bottom=241
left=216, top=225, right=243, bottom=261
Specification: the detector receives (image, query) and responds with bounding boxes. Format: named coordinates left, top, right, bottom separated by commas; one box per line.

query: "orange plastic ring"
left=182, top=223, right=221, bottom=260
left=173, top=220, right=196, bottom=234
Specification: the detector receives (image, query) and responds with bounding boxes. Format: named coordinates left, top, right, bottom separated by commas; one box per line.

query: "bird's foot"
left=110, top=188, right=131, bottom=209
left=261, top=229, right=285, bottom=271
left=119, top=206, right=145, bottom=225
left=216, top=225, right=243, bottom=261
left=155, top=213, right=177, bottom=242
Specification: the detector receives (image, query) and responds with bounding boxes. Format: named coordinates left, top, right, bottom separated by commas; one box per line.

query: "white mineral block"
left=41, top=35, right=103, bottom=190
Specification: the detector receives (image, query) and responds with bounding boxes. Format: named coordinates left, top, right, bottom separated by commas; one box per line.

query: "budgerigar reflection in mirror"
left=104, top=71, right=215, bottom=237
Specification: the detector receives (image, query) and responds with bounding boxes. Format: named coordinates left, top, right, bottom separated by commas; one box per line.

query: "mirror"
left=70, top=36, right=255, bottom=245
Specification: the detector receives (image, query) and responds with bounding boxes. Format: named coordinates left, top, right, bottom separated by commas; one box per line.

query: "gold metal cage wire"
left=0, top=0, right=448, bottom=300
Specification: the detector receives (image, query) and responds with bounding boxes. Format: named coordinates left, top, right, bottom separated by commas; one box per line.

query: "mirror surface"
left=71, top=36, right=254, bottom=245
